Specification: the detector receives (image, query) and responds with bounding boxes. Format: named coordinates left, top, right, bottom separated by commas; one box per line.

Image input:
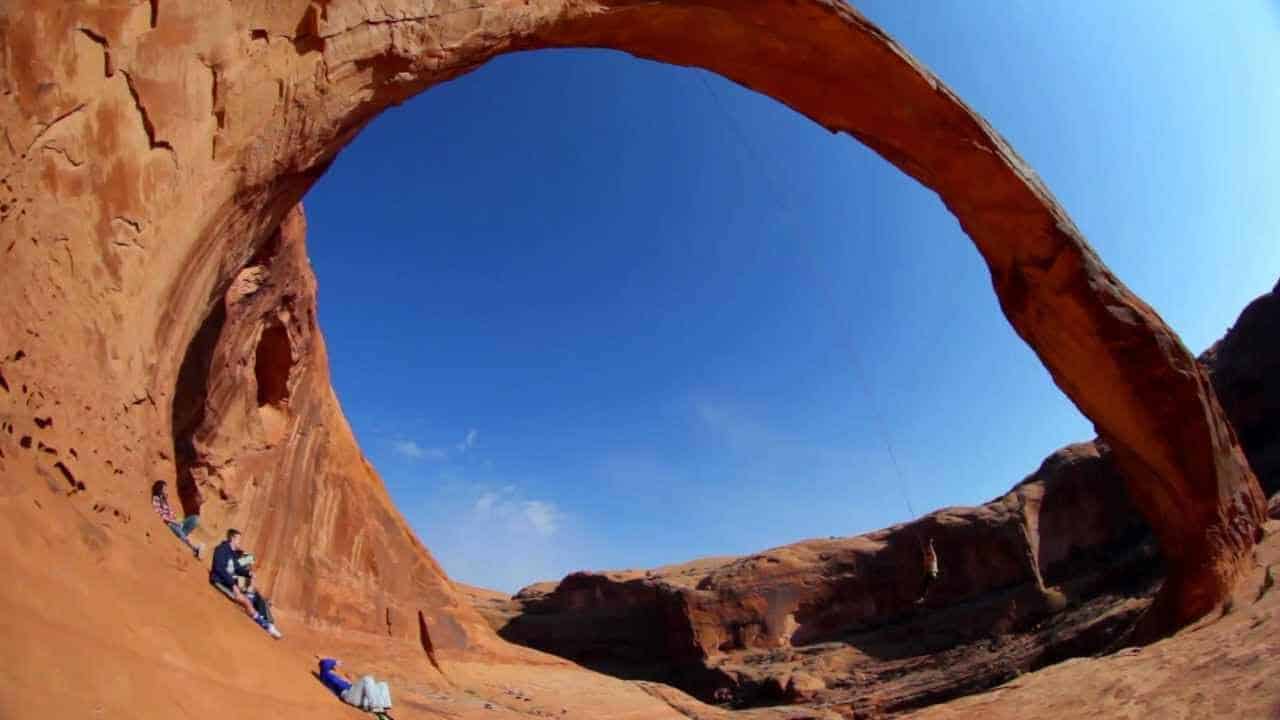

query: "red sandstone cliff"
left=166, top=203, right=489, bottom=653
left=1202, top=277, right=1280, bottom=496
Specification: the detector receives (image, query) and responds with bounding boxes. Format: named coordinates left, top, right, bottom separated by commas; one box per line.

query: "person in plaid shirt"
left=151, top=480, right=205, bottom=558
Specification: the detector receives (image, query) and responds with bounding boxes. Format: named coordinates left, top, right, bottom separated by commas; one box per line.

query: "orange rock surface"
left=906, top=526, right=1280, bottom=720
left=1202, top=277, right=1280, bottom=496
left=0, top=2, right=1272, bottom=719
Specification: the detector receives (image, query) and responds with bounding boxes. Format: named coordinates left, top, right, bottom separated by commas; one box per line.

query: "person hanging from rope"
left=917, top=537, right=940, bottom=603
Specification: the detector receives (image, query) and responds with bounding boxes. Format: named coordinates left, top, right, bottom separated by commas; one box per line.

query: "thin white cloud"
left=393, top=439, right=426, bottom=459
left=469, top=486, right=563, bottom=538
left=409, top=480, right=590, bottom=593
left=694, top=399, right=776, bottom=452
left=392, top=438, right=447, bottom=461
left=522, top=500, right=560, bottom=537
left=475, top=490, right=500, bottom=513
left=457, top=428, right=479, bottom=453
left=393, top=428, right=479, bottom=463
left=690, top=396, right=921, bottom=527
left=691, top=396, right=898, bottom=486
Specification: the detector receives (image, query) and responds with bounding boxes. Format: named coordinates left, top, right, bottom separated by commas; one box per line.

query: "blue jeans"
left=167, top=515, right=199, bottom=540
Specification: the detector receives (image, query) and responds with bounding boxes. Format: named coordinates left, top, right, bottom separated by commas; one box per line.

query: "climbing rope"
left=692, top=69, right=936, bottom=521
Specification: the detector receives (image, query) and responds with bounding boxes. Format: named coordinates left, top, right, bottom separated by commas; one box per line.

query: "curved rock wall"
left=1203, top=278, right=1280, bottom=496
left=166, top=202, right=487, bottom=649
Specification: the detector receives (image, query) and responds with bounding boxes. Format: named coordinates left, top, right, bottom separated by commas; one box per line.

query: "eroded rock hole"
left=53, top=461, right=81, bottom=490
left=254, top=321, right=293, bottom=408
left=170, top=302, right=227, bottom=516
left=254, top=319, right=295, bottom=445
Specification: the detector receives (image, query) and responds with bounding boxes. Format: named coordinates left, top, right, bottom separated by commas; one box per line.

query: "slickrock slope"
left=488, top=279, right=1280, bottom=714
left=907, top=519, right=1280, bottom=720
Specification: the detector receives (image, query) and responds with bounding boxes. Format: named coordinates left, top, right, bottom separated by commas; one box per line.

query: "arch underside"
left=406, top=0, right=1265, bottom=633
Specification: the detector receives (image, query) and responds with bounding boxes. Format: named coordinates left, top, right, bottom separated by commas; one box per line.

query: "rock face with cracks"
left=0, top=1, right=1270, bottom=718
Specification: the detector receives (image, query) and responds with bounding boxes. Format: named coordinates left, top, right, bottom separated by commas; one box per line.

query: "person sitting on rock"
left=233, top=548, right=282, bottom=638
left=232, top=547, right=282, bottom=639
left=210, top=528, right=276, bottom=635
left=150, top=480, right=204, bottom=558
left=317, top=657, right=393, bottom=716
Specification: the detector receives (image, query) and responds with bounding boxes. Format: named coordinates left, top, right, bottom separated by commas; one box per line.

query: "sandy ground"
left=0, top=480, right=827, bottom=720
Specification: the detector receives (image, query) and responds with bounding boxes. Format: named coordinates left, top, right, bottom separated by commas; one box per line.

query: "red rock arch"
left=0, top=0, right=1264, bottom=638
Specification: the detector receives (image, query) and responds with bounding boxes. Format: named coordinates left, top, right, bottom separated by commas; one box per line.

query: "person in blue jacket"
left=317, top=657, right=393, bottom=714
left=209, top=529, right=265, bottom=623
left=318, top=658, right=352, bottom=696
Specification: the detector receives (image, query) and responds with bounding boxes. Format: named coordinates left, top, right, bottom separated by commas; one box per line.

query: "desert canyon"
left=1, top=2, right=1277, bottom=719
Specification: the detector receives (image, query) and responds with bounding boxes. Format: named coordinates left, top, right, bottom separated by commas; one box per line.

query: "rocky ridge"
left=481, top=280, right=1280, bottom=714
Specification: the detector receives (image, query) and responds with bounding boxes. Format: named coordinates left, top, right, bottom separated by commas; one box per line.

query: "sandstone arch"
left=0, top=0, right=1265, bottom=640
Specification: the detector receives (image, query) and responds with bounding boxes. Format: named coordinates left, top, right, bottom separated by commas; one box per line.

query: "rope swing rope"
left=692, top=70, right=921, bottom=521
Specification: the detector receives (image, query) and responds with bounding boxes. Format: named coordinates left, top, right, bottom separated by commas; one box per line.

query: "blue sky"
left=303, top=2, right=1280, bottom=593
